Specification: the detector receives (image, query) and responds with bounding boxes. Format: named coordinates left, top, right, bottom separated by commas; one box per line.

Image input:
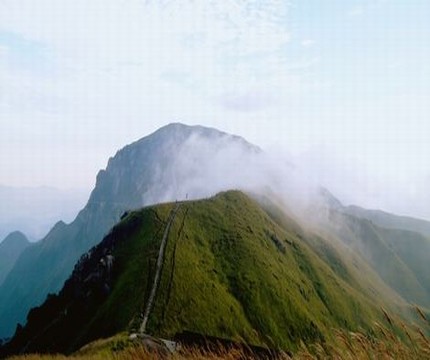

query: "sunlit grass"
left=9, top=309, right=430, bottom=360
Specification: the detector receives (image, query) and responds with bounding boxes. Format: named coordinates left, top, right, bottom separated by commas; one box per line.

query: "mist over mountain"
left=0, top=186, right=88, bottom=241
left=1, top=123, right=429, bottom=352
left=0, top=123, right=297, bottom=339
left=309, top=189, right=430, bottom=307
left=345, top=205, right=430, bottom=237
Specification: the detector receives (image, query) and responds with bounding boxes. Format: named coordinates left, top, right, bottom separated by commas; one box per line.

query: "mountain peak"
left=0, top=231, right=30, bottom=287
left=90, top=122, right=262, bottom=206
left=0, top=123, right=269, bottom=339
left=130, top=122, right=259, bottom=151
left=317, top=187, right=343, bottom=209
left=1, top=231, right=29, bottom=247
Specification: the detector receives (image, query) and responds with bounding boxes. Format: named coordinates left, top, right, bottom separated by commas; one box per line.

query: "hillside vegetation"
left=323, top=209, right=430, bottom=307
left=1, top=191, right=398, bottom=357
left=6, top=310, right=430, bottom=359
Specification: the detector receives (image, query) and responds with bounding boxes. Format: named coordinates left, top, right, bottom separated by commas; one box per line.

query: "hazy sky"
left=1, top=0, right=429, bottom=219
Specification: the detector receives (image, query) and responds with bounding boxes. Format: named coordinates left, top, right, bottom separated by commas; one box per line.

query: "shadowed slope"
left=0, top=231, right=29, bottom=286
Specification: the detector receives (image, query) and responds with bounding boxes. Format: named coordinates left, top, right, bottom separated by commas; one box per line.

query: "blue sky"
left=0, top=0, right=429, bottom=219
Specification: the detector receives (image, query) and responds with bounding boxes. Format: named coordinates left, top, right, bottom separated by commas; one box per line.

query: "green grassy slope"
left=2, top=191, right=389, bottom=356
left=312, top=189, right=430, bottom=310
left=379, top=227, right=430, bottom=297
left=325, top=210, right=430, bottom=307
left=346, top=205, right=430, bottom=237
left=148, top=192, right=382, bottom=347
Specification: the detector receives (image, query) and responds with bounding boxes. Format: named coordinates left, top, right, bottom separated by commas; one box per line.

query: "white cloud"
left=219, top=91, right=276, bottom=112
left=0, top=0, right=293, bottom=119
left=1, top=0, right=429, bottom=221
left=301, top=39, right=315, bottom=47
left=0, top=0, right=298, bottom=188
left=347, top=6, right=364, bottom=17
left=347, top=0, right=389, bottom=17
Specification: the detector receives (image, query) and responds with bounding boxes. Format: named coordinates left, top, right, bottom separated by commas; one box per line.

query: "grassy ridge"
left=146, top=192, right=381, bottom=349
left=1, top=191, right=404, bottom=356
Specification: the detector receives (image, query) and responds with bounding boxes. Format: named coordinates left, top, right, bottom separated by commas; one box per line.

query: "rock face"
left=0, top=231, right=30, bottom=286
left=0, top=123, right=266, bottom=339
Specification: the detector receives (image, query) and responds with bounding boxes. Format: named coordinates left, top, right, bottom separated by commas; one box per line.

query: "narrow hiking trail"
left=139, top=203, right=181, bottom=334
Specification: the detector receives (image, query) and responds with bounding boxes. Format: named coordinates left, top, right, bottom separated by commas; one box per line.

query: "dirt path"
left=139, top=203, right=180, bottom=334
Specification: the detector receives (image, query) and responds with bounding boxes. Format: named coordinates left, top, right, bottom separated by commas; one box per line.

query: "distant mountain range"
left=345, top=205, right=430, bottom=236
left=0, top=186, right=87, bottom=241
left=0, top=231, right=29, bottom=286
left=1, top=123, right=429, bottom=355
left=313, top=194, right=430, bottom=307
